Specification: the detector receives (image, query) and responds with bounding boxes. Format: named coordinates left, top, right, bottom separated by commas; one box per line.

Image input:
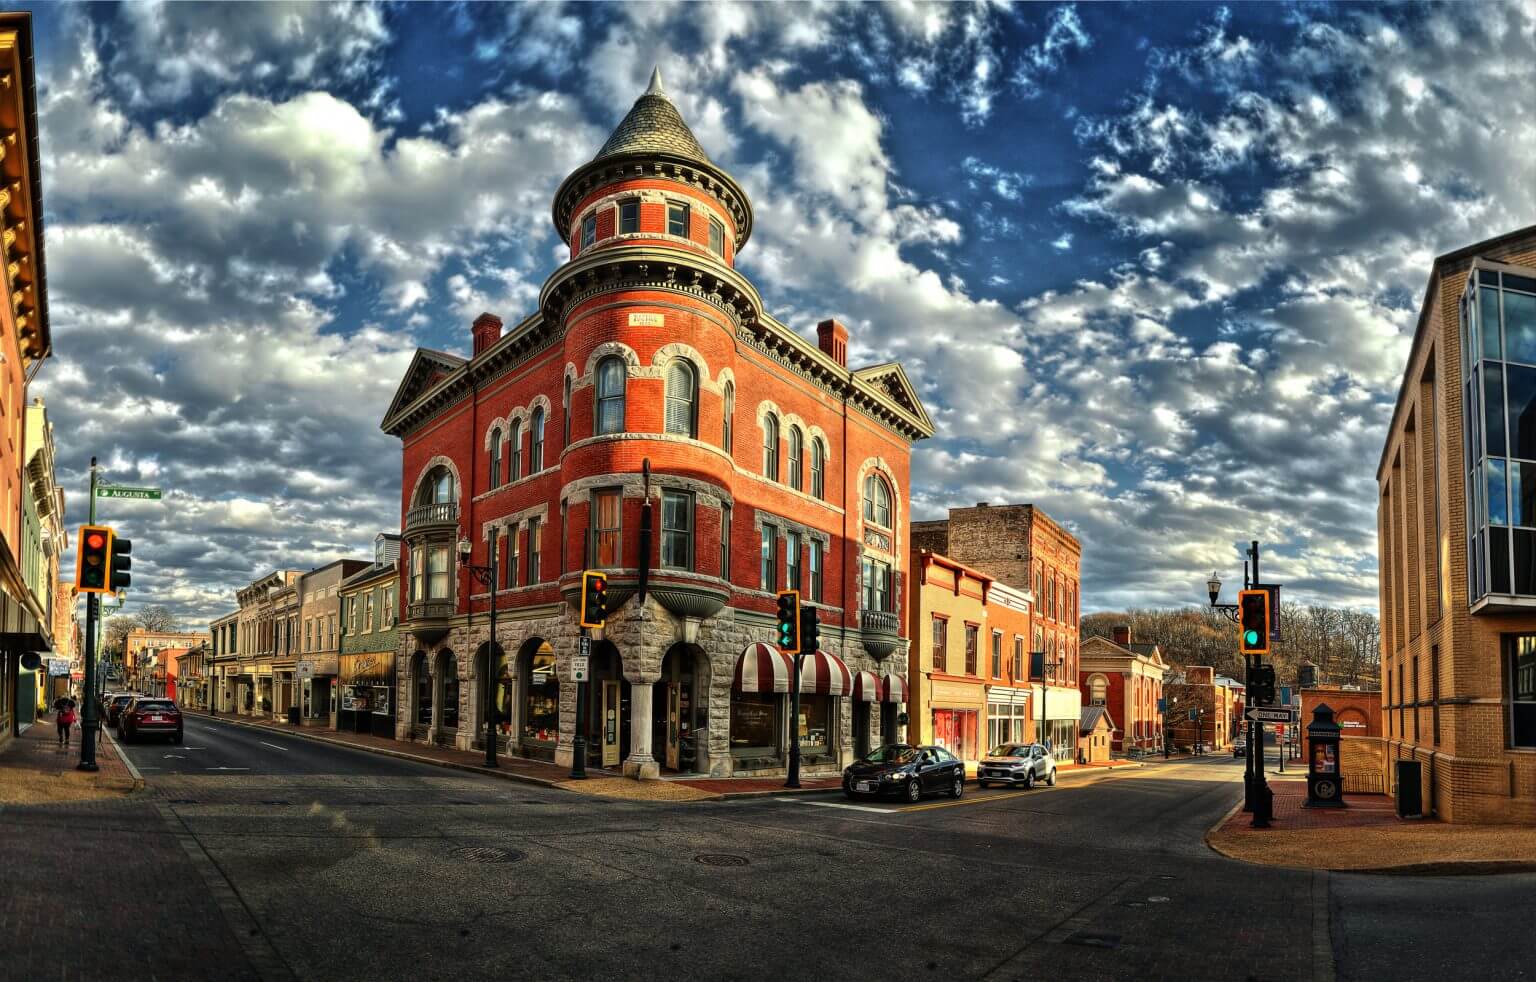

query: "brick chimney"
left=1113, top=625, right=1131, bottom=646
left=472, top=312, right=503, bottom=355
left=817, top=318, right=848, bottom=367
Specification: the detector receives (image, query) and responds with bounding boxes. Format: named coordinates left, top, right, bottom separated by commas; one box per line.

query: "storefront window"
left=495, top=655, right=513, bottom=737
left=730, top=691, right=779, bottom=758
left=441, top=675, right=459, bottom=728
left=524, top=648, right=559, bottom=743
left=987, top=702, right=1028, bottom=748
left=798, top=694, right=831, bottom=754
left=932, top=708, right=978, bottom=761
left=415, top=665, right=432, bottom=725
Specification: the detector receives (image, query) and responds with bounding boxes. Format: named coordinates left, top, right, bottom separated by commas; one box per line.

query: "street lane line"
left=773, top=796, right=893, bottom=814
left=258, top=741, right=289, bottom=752
left=206, top=766, right=250, bottom=771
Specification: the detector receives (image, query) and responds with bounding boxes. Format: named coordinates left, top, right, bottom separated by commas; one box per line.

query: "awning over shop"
left=797, top=649, right=852, bottom=695
left=882, top=673, right=909, bottom=704
left=734, top=642, right=793, bottom=693
left=851, top=670, right=882, bottom=702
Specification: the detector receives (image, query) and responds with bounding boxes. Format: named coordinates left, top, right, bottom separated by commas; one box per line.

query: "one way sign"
left=1246, top=708, right=1294, bottom=723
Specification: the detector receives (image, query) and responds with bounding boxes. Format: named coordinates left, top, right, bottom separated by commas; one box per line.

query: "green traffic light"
left=1244, top=630, right=1259, bottom=646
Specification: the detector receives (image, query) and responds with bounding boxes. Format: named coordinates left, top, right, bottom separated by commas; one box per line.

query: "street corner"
left=1206, top=778, right=1536, bottom=874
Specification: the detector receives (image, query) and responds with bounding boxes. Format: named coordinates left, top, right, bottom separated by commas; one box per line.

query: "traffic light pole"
left=78, top=458, right=101, bottom=772
left=1247, top=541, right=1270, bottom=828
left=785, top=651, right=803, bottom=789
left=570, top=627, right=588, bottom=780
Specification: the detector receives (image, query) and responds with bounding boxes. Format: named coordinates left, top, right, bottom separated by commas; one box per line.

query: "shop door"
left=853, top=702, right=870, bottom=759
left=601, top=681, right=621, bottom=767
left=665, top=683, right=681, bottom=771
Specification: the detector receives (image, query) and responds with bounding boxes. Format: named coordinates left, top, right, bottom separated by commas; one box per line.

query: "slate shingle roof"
left=594, top=67, right=713, bottom=166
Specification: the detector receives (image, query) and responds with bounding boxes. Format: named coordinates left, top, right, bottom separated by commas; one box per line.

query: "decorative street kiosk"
left=1304, top=702, right=1345, bottom=808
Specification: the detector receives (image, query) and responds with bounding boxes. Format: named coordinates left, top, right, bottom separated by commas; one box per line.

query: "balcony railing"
left=408, top=599, right=455, bottom=622
left=860, top=609, right=900, bottom=636
left=405, top=501, right=458, bottom=531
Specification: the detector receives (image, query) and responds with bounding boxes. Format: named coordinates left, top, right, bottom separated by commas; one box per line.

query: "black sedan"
left=105, top=693, right=135, bottom=726
left=843, top=744, right=965, bottom=803
left=118, top=698, right=183, bottom=743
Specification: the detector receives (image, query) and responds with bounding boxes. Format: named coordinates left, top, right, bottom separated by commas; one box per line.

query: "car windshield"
left=135, top=701, right=176, bottom=712
left=989, top=744, right=1030, bottom=758
left=111, top=696, right=133, bottom=705
left=861, top=746, right=918, bottom=764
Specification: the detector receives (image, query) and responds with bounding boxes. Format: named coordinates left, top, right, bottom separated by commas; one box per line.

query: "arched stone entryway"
left=517, top=638, right=558, bottom=761
left=579, top=640, right=628, bottom=771
left=471, top=641, right=508, bottom=752
left=433, top=648, right=459, bottom=747
left=655, top=642, right=710, bottom=775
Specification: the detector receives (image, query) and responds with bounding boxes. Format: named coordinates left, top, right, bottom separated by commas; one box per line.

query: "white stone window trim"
left=409, top=455, right=463, bottom=510
left=570, top=189, right=731, bottom=244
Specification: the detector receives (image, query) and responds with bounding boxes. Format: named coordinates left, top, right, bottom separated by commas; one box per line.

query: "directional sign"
left=96, top=485, right=163, bottom=500
left=1247, top=708, right=1294, bottom=723
left=578, top=636, right=592, bottom=657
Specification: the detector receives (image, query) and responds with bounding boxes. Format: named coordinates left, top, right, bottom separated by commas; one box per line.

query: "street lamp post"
left=458, top=527, right=499, bottom=769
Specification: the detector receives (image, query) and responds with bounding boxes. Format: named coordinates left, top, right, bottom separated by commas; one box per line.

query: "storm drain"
left=694, top=854, right=749, bottom=868
left=1063, top=932, right=1121, bottom=950
left=451, top=845, right=525, bottom=865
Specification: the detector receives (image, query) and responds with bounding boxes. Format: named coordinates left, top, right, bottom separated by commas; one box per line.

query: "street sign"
left=47, top=657, right=70, bottom=676
left=297, top=661, right=315, bottom=680
left=1247, top=708, right=1294, bottom=723
left=571, top=655, right=590, bottom=682
left=96, top=485, right=163, bottom=500
left=578, top=636, right=592, bottom=657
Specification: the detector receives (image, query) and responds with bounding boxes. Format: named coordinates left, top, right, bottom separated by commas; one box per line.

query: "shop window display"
left=730, top=691, right=779, bottom=758
left=524, top=647, right=559, bottom=744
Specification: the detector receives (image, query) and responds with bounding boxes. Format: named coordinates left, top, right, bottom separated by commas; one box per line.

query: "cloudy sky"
left=30, top=1, right=1536, bottom=625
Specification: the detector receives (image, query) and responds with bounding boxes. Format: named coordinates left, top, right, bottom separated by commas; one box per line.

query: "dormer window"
left=667, top=202, right=689, bottom=237
left=619, top=200, right=640, bottom=234
left=580, top=214, right=596, bottom=249
left=708, top=217, right=724, bottom=257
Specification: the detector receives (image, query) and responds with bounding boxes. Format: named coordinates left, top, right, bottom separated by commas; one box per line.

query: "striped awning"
left=882, top=672, right=909, bottom=703
left=851, top=670, right=882, bottom=702
left=798, top=649, right=853, bottom=696
left=734, top=642, right=793, bottom=693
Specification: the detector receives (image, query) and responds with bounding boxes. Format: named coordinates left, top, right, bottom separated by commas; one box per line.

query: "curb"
left=99, top=726, right=146, bottom=794
left=182, top=712, right=572, bottom=793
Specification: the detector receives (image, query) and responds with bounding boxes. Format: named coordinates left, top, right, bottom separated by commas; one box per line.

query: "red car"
left=118, top=698, right=183, bottom=744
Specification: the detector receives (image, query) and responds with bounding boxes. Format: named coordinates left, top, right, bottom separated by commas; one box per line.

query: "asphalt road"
left=10, top=715, right=1532, bottom=981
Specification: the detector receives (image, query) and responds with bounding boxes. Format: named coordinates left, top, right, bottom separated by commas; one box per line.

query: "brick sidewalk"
left=1221, top=776, right=1399, bottom=832
left=0, top=713, right=139, bottom=803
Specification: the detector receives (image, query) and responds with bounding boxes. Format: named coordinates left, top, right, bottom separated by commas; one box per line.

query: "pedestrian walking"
left=54, top=696, right=78, bottom=747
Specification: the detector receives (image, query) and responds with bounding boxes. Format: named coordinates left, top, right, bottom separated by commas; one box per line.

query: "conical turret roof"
left=593, top=67, right=713, bottom=165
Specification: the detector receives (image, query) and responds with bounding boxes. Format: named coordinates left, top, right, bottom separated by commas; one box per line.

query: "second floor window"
left=760, top=524, right=777, bottom=589
left=862, top=557, right=891, bottom=613
left=667, top=201, right=689, bottom=237
left=720, top=503, right=732, bottom=580
left=664, top=360, right=697, bottom=437
left=508, top=525, right=521, bottom=588
left=530, top=408, right=545, bottom=472
left=763, top=413, right=779, bottom=480
left=563, top=375, right=572, bottom=446
left=661, top=490, right=693, bottom=570
left=788, top=426, right=803, bottom=491
left=864, top=474, right=892, bottom=528
left=785, top=530, right=801, bottom=591
left=991, top=631, right=1002, bottom=677
left=509, top=420, right=523, bottom=480
left=965, top=625, right=978, bottom=676
left=1013, top=637, right=1023, bottom=680
left=722, top=382, right=734, bottom=454
left=811, top=438, right=825, bottom=499
left=619, top=199, right=639, bottom=234
left=365, top=594, right=375, bottom=633
left=592, top=489, right=621, bottom=567
left=932, top=616, right=947, bottom=673
left=420, top=465, right=455, bottom=506
left=383, top=586, right=395, bottom=627
left=527, top=517, right=541, bottom=583
left=808, top=539, right=823, bottom=602
left=580, top=213, right=596, bottom=248
left=489, top=429, right=503, bottom=488
left=596, top=357, right=626, bottom=435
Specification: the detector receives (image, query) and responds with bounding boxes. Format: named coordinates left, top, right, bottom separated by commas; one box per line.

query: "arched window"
left=811, top=438, right=825, bottom=499
left=488, top=429, right=502, bottom=488
left=763, top=413, right=779, bottom=480
left=664, top=359, right=697, bottom=437
left=1088, top=675, right=1107, bottom=706
left=563, top=375, right=573, bottom=445
left=863, top=474, right=891, bottom=528
left=530, top=407, right=545, bottom=472
left=788, top=426, right=803, bottom=491
left=509, top=419, right=523, bottom=481
left=417, top=465, right=455, bottom=505
left=595, top=356, right=626, bottom=435
left=722, top=382, right=734, bottom=454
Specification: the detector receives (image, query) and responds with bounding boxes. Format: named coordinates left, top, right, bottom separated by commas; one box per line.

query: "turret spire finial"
left=645, top=66, right=665, bottom=97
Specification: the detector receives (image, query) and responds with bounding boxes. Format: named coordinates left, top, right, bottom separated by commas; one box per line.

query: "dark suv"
left=105, top=693, right=136, bottom=726
left=118, top=698, right=183, bottom=743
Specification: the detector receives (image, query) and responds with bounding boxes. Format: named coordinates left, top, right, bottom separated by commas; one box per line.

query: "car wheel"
left=906, top=780, right=922, bottom=803
left=951, top=774, right=964, bottom=799
left=1046, top=768, right=1056, bottom=787
left=1023, top=770, right=1035, bottom=789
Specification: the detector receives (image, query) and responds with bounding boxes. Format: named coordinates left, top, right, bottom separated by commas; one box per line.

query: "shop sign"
left=297, top=661, right=315, bottom=680
left=47, top=657, right=70, bottom=676
left=256, top=663, right=273, bottom=674
left=627, top=312, right=664, bottom=327
left=340, top=652, right=392, bottom=686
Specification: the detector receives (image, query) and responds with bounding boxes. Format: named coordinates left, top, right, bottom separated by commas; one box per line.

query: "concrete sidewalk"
left=0, top=713, right=141, bottom=803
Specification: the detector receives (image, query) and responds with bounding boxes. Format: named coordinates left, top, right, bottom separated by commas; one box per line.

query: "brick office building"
left=1080, top=626, right=1167, bottom=754
left=1377, top=224, right=1536, bottom=822
left=381, top=71, right=932, bottom=778
left=911, top=503, right=1082, bottom=759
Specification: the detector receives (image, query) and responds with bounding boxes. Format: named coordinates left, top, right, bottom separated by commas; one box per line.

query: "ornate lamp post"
left=458, top=527, right=499, bottom=769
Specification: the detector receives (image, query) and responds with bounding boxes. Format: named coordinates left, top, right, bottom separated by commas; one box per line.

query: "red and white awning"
left=882, top=673, right=909, bottom=704
left=798, top=649, right=853, bottom=696
left=851, top=670, right=882, bottom=702
left=734, top=642, right=793, bottom=693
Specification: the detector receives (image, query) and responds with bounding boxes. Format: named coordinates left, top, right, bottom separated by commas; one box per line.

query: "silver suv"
left=977, top=742, right=1057, bottom=789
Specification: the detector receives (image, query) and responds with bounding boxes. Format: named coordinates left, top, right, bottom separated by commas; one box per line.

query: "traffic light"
left=799, top=605, right=820, bottom=655
left=110, top=533, right=132, bottom=591
left=1250, top=664, right=1277, bottom=707
left=775, top=590, right=800, bottom=653
left=75, top=524, right=112, bottom=593
left=579, top=570, right=608, bottom=628
left=1238, top=589, right=1270, bottom=655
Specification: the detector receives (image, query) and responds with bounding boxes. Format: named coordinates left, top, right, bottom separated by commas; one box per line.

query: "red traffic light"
left=86, top=532, right=105, bottom=549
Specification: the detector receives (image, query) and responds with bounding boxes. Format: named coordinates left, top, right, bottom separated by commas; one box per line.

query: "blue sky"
left=27, top=2, right=1536, bottom=622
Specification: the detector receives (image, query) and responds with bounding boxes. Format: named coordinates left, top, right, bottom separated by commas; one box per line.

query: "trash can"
left=287, top=707, right=301, bottom=726
left=1396, top=759, right=1423, bottom=818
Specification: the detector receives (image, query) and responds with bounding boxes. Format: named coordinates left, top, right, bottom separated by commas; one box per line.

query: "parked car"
left=976, top=742, right=1057, bottom=789
left=1233, top=736, right=1247, bottom=758
left=843, top=744, right=966, bottom=802
left=105, top=693, right=136, bottom=726
left=118, top=698, right=183, bottom=743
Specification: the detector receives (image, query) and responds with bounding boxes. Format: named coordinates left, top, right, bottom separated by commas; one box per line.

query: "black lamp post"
left=458, top=527, right=499, bottom=769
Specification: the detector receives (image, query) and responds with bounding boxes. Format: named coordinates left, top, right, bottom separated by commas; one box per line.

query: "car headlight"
left=883, top=771, right=907, bottom=781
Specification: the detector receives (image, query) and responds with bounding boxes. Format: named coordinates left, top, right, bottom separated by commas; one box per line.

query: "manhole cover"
left=450, top=846, right=525, bottom=865
left=1064, top=932, right=1121, bottom=950
left=695, top=854, right=749, bottom=867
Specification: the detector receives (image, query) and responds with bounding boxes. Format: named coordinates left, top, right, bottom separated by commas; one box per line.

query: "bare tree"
left=132, top=605, right=180, bottom=633
left=102, top=615, right=136, bottom=656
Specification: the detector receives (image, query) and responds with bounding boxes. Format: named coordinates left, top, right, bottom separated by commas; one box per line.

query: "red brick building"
left=381, top=70, right=932, bottom=778
left=1079, top=626, right=1167, bottom=754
